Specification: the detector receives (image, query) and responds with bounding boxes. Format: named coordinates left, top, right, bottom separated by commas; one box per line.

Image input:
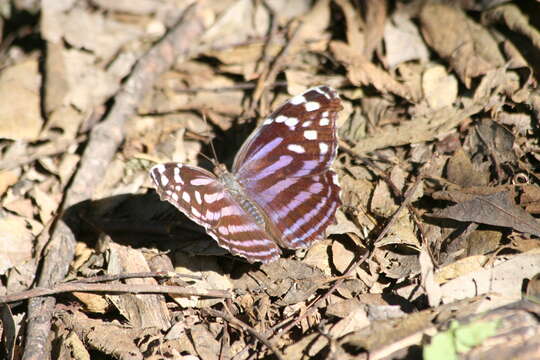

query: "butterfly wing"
left=233, top=86, right=343, bottom=249
left=248, top=170, right=341, bottom=249
left=150, top=163, right=280, bottom=263
left=232, top=86, right=342, bottom=179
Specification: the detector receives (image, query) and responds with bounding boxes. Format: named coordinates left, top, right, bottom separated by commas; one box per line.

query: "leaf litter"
left=1, top=1, right=540, bottom=359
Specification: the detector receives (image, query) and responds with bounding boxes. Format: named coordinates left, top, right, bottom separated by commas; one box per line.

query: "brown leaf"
left=440, top=251, right=540, bottom=303
left=420, top=3, right=504, bottom=87
left=446, top=148, right=489, bottom=188
left=521, top=185, right=540, bottom=215
left=0, top=60, right=42, bottom=141
left=471, top=118, right=517, bottom=165
left=384, top=12, right=429, bottom=68
left=106, top=243, right=171, bottom=329
left=190, top=323, right=222, bottom=360
left=432, top=191, right=540, bottom=237
left=330, top=41, right=414, bottom=101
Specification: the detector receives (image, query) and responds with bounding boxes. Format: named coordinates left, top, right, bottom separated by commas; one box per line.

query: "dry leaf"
left=384, top=12, right=429, bottom=68
left=422, top=65, right=458, bottom=110
left=106, top=243, right=171, bottom=329
left=0, top=60, right=42, bottom=141
left=420, top=3, right=504, bottom=87
left=0, top=213, right=38, bottom=275
left=446, top=148, right=489, bottom=187
left=432, top=191, right=540, bottom=237
left=440, top=251, right=540, bottom=303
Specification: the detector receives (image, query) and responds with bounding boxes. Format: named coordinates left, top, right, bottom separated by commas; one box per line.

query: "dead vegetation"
left=1, top=0, right=540, bottom=359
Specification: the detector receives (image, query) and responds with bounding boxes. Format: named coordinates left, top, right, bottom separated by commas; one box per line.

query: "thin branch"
left=203, top=308, right=285, bottom=360
left=69, top=271, right=202, bottom=283
left=2, top=283, right=230, bottom=304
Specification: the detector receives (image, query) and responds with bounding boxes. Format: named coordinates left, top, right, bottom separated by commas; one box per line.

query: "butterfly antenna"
left=198, top=151, right=216, bottom=166
left=201, top=112, right=219, bottom=167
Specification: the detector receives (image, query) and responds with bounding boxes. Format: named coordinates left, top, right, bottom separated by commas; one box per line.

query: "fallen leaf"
left=440, top=251, right=540, bottom=303
left=0, top=60, right=42, bottom=141
left=0, top=212, right=39, bottom=275
left=446, top=148, right=489, bottom=188
left=432, top=191, right=540, bottom=237
left=384, top=12, right=429, bottom=68
left=420, top=3, right=504, bottom=87
left=422, top=65, right=458, bottom=110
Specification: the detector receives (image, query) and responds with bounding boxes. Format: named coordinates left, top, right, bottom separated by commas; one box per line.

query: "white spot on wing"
left=151, top=164, right=166, bottom=178
left=204, top=192, right=223, bottom=203
left=191, top=178, right=214, bottom=186
left=314, top=86, right=331, bottom=99
left=218, top=226, right=229, bottom=235
left=182, top=192, right=191, bottom=203
left=173, top=166, right=182, bottom=183
left=304, top=130, right=317, bottom=140
left=302, top=121, right=312, bottom=128
left=171, top=193, right=179, bottom=201
left=275, top=115, right=287, bottom=123
left=191, top=207, right=201, bottom=218
left=287, top=144, right=305, bottom=154
left=305, top=101, right=320, bottom=111
left=284, top=117, right=299, bottom=128
left=221, top=205, right=242, bottom=216
left=319, top=117, right=329, bottom=126
left=290, top=94, right=306, bottom=105
left=194, top=190, right=202, bottom=204
left=319, top=143, right=329, bottom=154
left=263, top=117, right=274, bottom=125
left=160, top=173, right=169, bottom=186
left=332, top=173, right=340, bottom=186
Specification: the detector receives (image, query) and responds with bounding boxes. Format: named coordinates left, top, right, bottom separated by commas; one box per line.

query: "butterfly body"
left=214, top=164, right=267, bottom=228
left=150, top=86, right=343, bottom=263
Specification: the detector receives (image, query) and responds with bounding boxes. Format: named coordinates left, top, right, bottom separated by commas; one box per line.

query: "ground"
left=1, top=1, right=540, bottom=359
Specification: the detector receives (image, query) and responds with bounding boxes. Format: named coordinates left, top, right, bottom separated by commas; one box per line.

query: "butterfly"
left=150, top=86, right=343, bottom=263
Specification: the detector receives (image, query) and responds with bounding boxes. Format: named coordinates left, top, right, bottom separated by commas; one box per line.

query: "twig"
left=249, top=20, right=304, bottom=116
left=274, top=252, right=370, bottom=336
left=2, top=283, right=230, bottom=304
left=22, top=5, right=207, bottom=360
left=0, top=135, right=87, bottom=170
left=172, top=80, right=288, bottom=93
left=203, top=308, right=285, bottom=360
left=67, top=271, right=202, bottom=283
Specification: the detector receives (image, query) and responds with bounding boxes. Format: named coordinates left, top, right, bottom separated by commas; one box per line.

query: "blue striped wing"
left=233, top=86, right=343, bottom=249
left=150, top=163, right=280, bottom=263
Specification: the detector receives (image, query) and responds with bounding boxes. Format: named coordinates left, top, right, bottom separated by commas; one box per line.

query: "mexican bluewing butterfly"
left=150, top=86, right=342, bottom=263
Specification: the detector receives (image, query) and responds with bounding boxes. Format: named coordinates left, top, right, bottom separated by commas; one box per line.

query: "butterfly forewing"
left=150, top=163, right=280, bottom=263
left=233, top=86, right=342, bottom=180
left=235, top=86, right=343, bottom=249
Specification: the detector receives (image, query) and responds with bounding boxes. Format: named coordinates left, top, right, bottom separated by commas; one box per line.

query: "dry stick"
left=172, top=80, right=288, bottom=93
left=249, top=21, right=303, bottom=116
left=254, top=0, right=279, bottom=76
left=1, top=283, right=230, bottom=303
left=22, top=6, right=206, bottom=360
left=203, top=308, right=285, bottom=360
left=68, top=271, right=202, bottom=283
left=0, top=135, right=87, bottom=170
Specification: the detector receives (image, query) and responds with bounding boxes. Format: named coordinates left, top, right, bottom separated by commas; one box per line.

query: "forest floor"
left=1, top=1, right=540, bottom=359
